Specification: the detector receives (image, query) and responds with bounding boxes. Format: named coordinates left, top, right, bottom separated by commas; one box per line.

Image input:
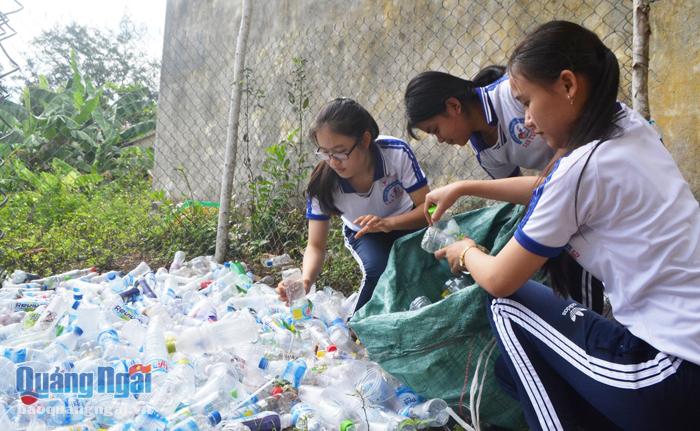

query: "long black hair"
left=509, top=21, right=623, bottom=297
left=307, top=98, right=379, bottom=215
left=404, top=65, right=505, bottom=139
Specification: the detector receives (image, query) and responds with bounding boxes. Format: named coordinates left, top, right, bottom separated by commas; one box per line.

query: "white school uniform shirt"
left=306, top=135, right=428, bottom=232
left=516, top=103, right=700, bottom=365
left=471, top=75, right=555, bottom=178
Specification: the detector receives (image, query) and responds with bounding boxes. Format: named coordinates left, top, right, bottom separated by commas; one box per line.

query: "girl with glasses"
left=276, top=98, right=430, bottom=313
left=431, top=21, right=700, bottom=429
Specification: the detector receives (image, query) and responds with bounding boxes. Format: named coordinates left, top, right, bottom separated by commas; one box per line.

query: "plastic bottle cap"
left=258, top=357, right=269, bottom=370
left=73, top=326, right=83, bottom=336
left=327, top=345, right=337, bottom=352
left=166, top=337, right=176, bottom=354
left=271, top=386, right=284, bottom=396
left=208, top=411, right=222, bottom=425
left=199, top=280, right=213, bottom=290
left=427, top=204, right=437, bottom=215
left=340, top=420, right=355, bottom=431
left=107, top=273, right=116, bottom=281
left=71, top=301, right=80, bottom=310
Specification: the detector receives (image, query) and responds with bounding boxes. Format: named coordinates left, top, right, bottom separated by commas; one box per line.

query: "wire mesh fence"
left=154, top=0, right=634, bottom=286
left=0, top=0, right=640, bottom=291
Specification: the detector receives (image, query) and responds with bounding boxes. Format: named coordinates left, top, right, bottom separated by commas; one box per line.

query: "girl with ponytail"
left=277, top=98, right=430, bottom=313
left=429, top=21, right=700, bottom=429
left=404, top=65, right=554, bottom=179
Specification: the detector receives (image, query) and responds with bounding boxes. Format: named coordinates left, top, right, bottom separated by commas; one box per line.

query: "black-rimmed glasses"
left=314, top=139, right=360, bottom=162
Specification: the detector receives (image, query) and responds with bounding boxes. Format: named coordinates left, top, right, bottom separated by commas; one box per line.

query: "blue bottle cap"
left=73, top=326, right=84, bottom=336
left=208, top=411, right=222, bottom=425
left=258, top=357, right=269, bottom=370
left=107, top=272, right=116, bottom=281
left=395, top=385, right=416, bottom=396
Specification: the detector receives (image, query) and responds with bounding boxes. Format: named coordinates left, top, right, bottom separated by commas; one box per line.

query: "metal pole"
left=632, top=0, right=651, bottom=120
left=215, top=0, right=252, bottom=263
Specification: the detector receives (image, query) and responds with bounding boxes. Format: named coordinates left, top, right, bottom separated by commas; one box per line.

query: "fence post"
left=632, top=0, right=651, bottom=120
left=215, top=0, right=252, bottom=263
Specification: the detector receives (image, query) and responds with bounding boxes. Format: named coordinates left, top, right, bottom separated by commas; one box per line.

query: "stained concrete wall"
left=154, top=0, right=699, bottom=201
left=648, top=0, right=700, bottom=195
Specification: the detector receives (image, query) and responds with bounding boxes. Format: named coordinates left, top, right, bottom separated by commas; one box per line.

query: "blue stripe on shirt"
left=514, top=227, right=563, bottom=257
left=519, top=159, right=561, bottom=229
left=375, top=140, right=427, bottom=188
left=305, top=197, right=330, bottom=220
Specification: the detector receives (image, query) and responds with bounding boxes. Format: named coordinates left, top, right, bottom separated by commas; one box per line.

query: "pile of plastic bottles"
left=0, top=252, right=451, bottom=430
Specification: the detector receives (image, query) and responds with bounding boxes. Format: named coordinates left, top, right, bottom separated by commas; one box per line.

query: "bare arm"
left=302, top=219, right=330, bottom=290
left=424, top=176, right=539, bottom=223
left=276, top=219, right=329, bottom=300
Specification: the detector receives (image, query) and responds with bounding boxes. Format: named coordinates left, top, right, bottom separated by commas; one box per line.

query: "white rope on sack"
left=465, top=338, right=498, bottom=431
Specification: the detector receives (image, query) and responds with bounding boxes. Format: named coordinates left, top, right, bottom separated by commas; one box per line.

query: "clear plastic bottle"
left=356, top=367, right=396, bottom=407
left=408, top=296, right=431, bottom=311
left=291, top=402, right=325, bottom=431
left=97, top=328, right=138, bottom=361
left=328, top=319, right=361, bottom=356
left=282, top=268, right=312, bottom=321
left=173, top=311, right=258, bottom=354
left=106, top=272, right=127, bottom=293
left=393, top=385, right=421, bottom=412
left=32, top=294, right=68, bottom=332
left=170, top=250, right=187, bottom=272
left=420, top=218, right=461, bottom=253
left=223, top=393, right=297, bottom=420
left=130, top=406, right=168, bottom=431
left=401, top=398, right=449, bottom=426
left=147, top=354, right=197, bottom=416
left=144, top=315, right=169, bottom=378
left=261, top=254, right=293, bottom=268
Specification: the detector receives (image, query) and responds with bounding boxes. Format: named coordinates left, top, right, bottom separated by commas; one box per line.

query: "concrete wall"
left=648, top=0, right=700, bottom=195
left=154, top=0, right=699, bottom=201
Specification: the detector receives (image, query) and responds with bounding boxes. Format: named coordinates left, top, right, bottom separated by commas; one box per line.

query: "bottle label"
left=290, top=300, right=312, bottom=321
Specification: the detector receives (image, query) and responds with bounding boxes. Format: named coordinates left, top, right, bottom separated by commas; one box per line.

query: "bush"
left=0, top=156, right=362, bottom=294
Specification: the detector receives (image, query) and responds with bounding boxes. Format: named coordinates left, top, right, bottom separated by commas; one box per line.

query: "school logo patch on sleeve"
left=382, top=180, right=402, bottom=204
left=509, top=118, right=535, bottom=147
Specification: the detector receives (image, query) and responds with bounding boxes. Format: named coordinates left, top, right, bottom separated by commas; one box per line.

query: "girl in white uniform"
left=276, top=98, right=430, bottom=313
left=427, top=21, right=700, bottom=430
left=404, top=66, right=554, bottom=178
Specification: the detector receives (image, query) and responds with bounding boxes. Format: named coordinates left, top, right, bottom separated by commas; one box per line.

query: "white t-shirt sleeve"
left=395, top=144, right=428, bottom=193
left=305, top=196, right=330, bottom=220
left=515, top=151, right=598, bottom=257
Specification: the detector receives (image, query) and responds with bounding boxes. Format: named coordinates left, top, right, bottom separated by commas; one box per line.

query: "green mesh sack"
left=350, top=203, right=532, bottom=430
